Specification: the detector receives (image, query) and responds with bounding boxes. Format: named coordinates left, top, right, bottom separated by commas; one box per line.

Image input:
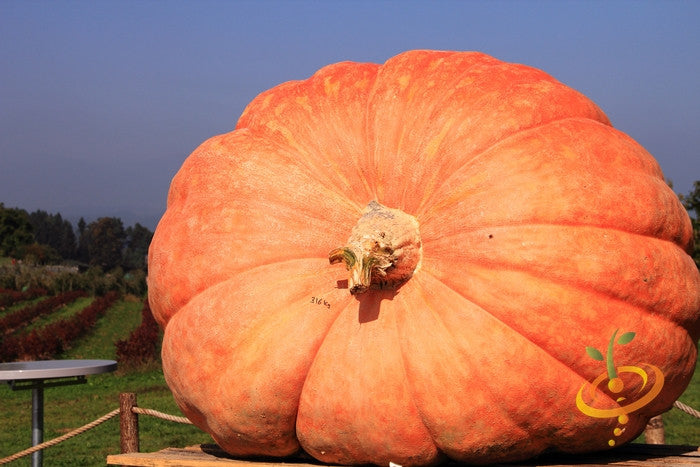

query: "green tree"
left=680, top=180, right=700, bottom=268
left=0, top=203, right=34, bottom=257
left=28, top=210, right=77, bottom=259
left=76, top=217, right=89, bottom=263
left=21, top=242, right=61, bottom=265
left=123, top=223, right=153, bottom=271
left=57, top=214, right=78, bottom=259
left=85, top=217, right=126, bottom=270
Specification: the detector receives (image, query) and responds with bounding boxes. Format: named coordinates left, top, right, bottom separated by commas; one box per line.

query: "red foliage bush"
left=0, top=288, right=49, bottom=308
left=0, top=291, right=118, bottom=361
left=0, top=290, right=86, bottom=335
left=115, top=299, right=160, bottom=368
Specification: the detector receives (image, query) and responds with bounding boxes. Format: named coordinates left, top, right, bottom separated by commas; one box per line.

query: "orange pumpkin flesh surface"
left=148, top=50, right=700, bottom=466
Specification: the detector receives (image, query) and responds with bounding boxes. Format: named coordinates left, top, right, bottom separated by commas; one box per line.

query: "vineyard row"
left=0, top=290, right=160, bottom=367
left=0, top=287, right=48, bottom=308
left=0, top=290, right=87, bottom=335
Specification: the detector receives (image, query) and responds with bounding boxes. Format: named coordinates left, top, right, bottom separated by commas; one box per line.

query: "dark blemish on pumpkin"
left=336, top=279, right=349, bottom=289
left=488, top=234, right=494, bottom=239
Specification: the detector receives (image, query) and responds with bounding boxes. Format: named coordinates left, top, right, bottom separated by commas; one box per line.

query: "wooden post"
left=119, top=392, right=139, bottom=453
left=644, top=414, right=665, bottom=444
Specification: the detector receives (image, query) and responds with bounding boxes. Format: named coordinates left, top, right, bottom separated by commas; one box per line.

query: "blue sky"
left=1, top=0, right=698, bottom=230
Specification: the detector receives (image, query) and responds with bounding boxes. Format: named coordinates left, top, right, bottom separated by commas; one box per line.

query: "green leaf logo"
left=586, top=346, right=604, bottom=361
left=617, top=332, right=636, bottom=345
left=584, top=329, right=637, bottom=382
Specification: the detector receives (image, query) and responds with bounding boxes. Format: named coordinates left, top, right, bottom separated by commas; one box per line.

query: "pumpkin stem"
left=329, top=201, right=422, bottom=295
left=329, top=247, right=375, bottom=294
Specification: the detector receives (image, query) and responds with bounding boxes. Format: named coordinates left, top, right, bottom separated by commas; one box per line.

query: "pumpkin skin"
left=148, top=50, right=700, bottom=466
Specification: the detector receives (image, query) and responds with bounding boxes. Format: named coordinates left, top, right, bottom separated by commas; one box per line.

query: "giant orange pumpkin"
left=148, top=50, right=700, bottom=465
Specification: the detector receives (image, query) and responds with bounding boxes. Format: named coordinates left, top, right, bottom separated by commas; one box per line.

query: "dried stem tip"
left=329, top=201, right=422, bottom=294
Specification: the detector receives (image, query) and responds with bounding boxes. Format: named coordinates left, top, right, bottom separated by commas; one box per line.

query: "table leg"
left=31, top=382, right=44, bottom=467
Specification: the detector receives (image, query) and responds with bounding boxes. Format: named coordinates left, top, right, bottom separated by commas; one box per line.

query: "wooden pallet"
left=107, top=443, right=700, bottom=466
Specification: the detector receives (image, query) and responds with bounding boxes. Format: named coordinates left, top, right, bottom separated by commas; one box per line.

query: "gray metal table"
left=0, top=359, right=117, bottom=467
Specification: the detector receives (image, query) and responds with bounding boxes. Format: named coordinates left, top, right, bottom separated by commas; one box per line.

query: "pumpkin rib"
left=234, top=132, right=370, bottom=215
left=236, top=61, right=380, bottom=207
left=422, top=268, right=682, bottom=425
left=402, top=273, right=621, bottom=460
left=363, top=52, right=609, bottom=213
left=429, top=258, right=694, bottom=343
left=407, top=117, right=572, bottom=217
left=416, top=156, right=687, bottom=260
left=419, top=263, right=697, bottom=409
left=421, top=217, right=688, bottom=240
left=415, top=118, right=665, bottom=227
left=233, top=125, right=372, bottom=213
left=381, top=289, right=446, bottom=463
left=393, top=278, right=535, bottom=460
left=162, top=259, right=352, bottom=457
left=297, top=289, right=443, bottom=466
left=218, top=265, right=342, bottom=352
left=189, top=83, right=372, bottom=211
left=415, top=270, right=592, bottom=388
left=148, top=129, right=370, bottom=326
left=215, top=128, right=368, bottom=219
left=422, top=220, right=685, bottom=243
left=420, top=222, right=694, bottom=288
left=410, top=116, right=579, bottom=218
left=361, top=51, right=503, bottom=184
left=421, top=225, right=700, bottom=331
left=390, top=289, right=450, bottom=461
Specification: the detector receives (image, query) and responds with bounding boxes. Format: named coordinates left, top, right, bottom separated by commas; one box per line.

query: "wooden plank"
left=107, top=444, right=700, bottom=466
left=106, top=444, right=328, bottom=467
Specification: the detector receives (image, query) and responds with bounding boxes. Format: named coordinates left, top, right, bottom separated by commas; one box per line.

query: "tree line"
left=681, top=180, right=700, bottom=268
left=0, top=203, right=153, bottom=272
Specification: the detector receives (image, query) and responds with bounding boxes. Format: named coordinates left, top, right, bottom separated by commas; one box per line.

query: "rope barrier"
left=0, top=399, right=697, bottom=464
left=674, top=400, right=700, bottom=419
left=0, top=408, right=119, bottom=465
left=132, top=406, right=192, bottom=424
left=0, top=403, right=193, bottom=464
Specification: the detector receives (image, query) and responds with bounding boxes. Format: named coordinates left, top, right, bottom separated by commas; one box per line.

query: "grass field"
left=0, top=295, right=698, bottom=466
left=0, top=296, right=211, bottom=466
